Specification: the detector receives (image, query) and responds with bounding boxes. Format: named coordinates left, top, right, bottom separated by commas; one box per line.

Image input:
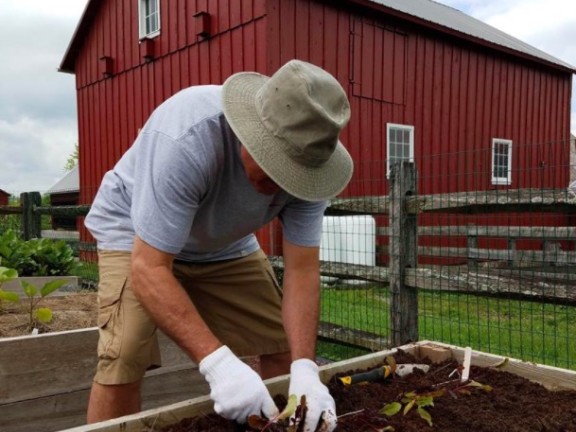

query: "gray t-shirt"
left=85, top=85, right=327, bottom=262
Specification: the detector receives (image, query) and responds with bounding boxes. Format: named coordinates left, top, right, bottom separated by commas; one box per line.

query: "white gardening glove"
left=199, top=346, right=279, bottom=423
left=288, top=359, right=337, bottom=432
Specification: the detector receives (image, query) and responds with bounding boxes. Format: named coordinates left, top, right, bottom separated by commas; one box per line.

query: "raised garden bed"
left=0, top=293, right=208, bottom=432
left=60, top=341, right=576, bottom=432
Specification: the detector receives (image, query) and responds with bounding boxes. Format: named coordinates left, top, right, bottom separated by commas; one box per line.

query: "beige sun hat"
left=222, top=59, right=353, bottom=201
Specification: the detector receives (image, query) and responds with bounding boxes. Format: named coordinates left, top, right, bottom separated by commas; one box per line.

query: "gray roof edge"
left=47, top=166, right=79, bottom=194
left=368, top=0, right=576, bottom=72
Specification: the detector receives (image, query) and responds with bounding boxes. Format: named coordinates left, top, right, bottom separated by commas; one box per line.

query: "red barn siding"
left=69, top=0, right=573, bottom=258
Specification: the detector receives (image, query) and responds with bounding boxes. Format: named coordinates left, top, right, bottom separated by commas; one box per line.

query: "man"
left=85, top=59, right=353, bottom=432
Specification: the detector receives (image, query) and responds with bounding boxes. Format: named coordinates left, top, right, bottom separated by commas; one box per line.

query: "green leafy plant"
left=0, top=229, right=76, bottom=276
left=381, top=388, right=444, bottom=427
left=20, top=278, right=68, bottom=330
left=380, top=381, right=492, bottom=427
left=0, top=266, right=20, bottom=312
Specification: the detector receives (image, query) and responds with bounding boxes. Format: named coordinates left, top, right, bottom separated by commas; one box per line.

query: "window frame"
left=138, top=0, right=161, bottom=40
left=386, top=123, right=415, bottom=178
left=491, top=138, right=513, bottom=186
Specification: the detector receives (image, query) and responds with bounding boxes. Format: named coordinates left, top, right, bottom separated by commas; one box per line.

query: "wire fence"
left=1, top=139, right=575, bottom=369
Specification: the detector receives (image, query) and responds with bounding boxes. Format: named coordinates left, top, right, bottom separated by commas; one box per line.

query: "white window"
left=386, top=123, right=414, bottom=177
left=139, top=0, right=160, bottom=39
left=491, top=138, right=512, bottom=185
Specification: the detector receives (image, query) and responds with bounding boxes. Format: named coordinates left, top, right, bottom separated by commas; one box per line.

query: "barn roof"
left=47, top=166, right=79, bottom=195
left=59, top=0, right=576, bottom=74
left=368, top=0, right=575, bottom=72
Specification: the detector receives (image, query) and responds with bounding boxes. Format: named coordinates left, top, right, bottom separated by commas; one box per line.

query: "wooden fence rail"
left=2, top=167, right=575, bottom=351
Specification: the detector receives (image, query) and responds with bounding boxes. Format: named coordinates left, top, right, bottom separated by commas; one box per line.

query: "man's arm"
left=282, top=238, right=337, bottom=432
left=131, top=236, right=279, bottom=422
left=280, top=238, right=322, bottom=361
left=131, top=236, right=221, bottom=362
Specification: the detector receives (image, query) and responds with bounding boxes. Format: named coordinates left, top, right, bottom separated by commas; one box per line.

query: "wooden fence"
left=2, top=163, right=576, bottom=349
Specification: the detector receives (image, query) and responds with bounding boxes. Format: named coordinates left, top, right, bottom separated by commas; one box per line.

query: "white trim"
left=491, top=138, right=512, bottom=185
left=138, top=0, right=161, bottom=39
left=386, top=123, right=415, bottom=178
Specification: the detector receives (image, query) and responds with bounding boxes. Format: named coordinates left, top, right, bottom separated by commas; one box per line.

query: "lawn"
left=318, top=282, right=576, bottom=370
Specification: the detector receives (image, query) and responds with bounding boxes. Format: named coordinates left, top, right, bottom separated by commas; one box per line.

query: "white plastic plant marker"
left=31, top=328, right=39, bottom=335
left=461, top=346, right=472, bottom=382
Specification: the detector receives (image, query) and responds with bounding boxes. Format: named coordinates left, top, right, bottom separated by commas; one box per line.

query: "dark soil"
left=161, top=351, right=576, bottom=432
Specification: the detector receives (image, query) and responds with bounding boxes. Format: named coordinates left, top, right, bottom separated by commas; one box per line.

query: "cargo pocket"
left=97, top=276, right=127, bottom=360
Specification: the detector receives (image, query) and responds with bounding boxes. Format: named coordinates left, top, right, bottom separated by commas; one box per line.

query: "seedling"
left=20, top=278, right=67, bottom=331
left=380, top=380, right=492, bottom=427
left=380, top=388, right=445, bottom=427
left=248, top=394, right=299, bottom=431
left=0, top=266, right=20, bottom=312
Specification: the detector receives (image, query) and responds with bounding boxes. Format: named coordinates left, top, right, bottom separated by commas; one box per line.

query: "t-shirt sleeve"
left=279, top=199, right=328, bottom=247
left=130, top=131, right=210, bottom=254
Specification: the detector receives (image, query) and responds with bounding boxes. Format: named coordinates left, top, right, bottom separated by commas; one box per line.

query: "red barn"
left=60, top=0, right=575, bottom=258
left=0, top=189, right=9, bottom=206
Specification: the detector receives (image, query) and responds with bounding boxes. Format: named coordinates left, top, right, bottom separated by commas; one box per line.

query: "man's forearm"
left=281, top=269, right=321, bottom=361
left=131, top=238, right=221, bottom=363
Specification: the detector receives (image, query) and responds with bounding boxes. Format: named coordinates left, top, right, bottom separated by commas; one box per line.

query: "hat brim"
left=222, top=72, right=353, bottom=202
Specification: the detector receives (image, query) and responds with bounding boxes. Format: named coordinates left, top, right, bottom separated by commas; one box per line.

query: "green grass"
left=319, top=283, right=576, bottom=369
left=70, top=260, right=99, bottom=284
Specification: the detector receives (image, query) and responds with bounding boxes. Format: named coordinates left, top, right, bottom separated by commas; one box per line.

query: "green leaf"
left=277, top=394, right=298, bottom=421
left=40, top=279, right=67, bottom=297
left=403, top=399, right=416, bottom=415
left=20, top=280, right=37, bottom=298
left=416, top=396, right=435, bottom=408
left=0, top=290, right=20, bottom=303
left=465, top=380, right=493, bottom=392
left=380, top=402, right=402, bottom=416
left=417, top=407, right=433, bottom=427
left=0, top=266, right=18, bottom=282
left=34, top=307, right=53, bottom=323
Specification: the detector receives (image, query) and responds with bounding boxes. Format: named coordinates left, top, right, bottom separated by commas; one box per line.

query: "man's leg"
left=87, top=381, right=141, bottom=423
left=259, top=351, right=292, bottom=379
left=87, top=251, right=161, bottom=423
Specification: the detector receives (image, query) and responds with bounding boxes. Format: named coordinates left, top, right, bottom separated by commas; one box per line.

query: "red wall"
left=71, top=0, right=573, bottom=257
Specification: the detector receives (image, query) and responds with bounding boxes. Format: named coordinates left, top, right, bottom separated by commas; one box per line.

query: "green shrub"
left=0, top=230, right=76, bottom=277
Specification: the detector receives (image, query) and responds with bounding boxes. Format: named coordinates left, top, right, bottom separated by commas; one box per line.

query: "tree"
left=64, top=143, right=79, bottom=171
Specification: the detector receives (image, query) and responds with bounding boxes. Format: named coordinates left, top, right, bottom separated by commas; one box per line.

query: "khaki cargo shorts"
left=94, top=249, right=289, bottom=385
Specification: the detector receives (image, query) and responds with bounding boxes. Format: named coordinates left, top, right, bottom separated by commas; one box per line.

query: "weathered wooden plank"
left=377, top=225, right=576, bottom=240
left=468, top=248, right=576, bottom=264
left=34, top=205, right=91, bottom=217
left=407, top=267, right=576, bottom=303
left=272, top=257, right=575, bottom=303
left=60, top=341, right=576, bottom=432
left=0, top=364, right=208, bottom=432
left=389, top=162, right=418, bottom=346
left=0, top=206, right=22, bottom=215
left=269, top=256, right=390, bottom=284
left=318, top=321, right=390, bottom=351
left=0, top=328, right=190, bottom=404
left=328, top=188, right=576, bottom=215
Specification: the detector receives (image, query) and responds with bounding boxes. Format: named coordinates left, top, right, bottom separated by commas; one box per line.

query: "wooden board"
left=60, top=340, right=576, bottom=432
left=0, top=327, right=205, bottom=432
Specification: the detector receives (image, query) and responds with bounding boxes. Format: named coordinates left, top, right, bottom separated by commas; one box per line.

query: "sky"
left=0, top=0, right=574, bottom=195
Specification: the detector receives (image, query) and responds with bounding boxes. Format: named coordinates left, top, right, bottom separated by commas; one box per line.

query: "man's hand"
left=288, top=359, right=337, bottom=432
left=199, top=346, right=279, bottom=423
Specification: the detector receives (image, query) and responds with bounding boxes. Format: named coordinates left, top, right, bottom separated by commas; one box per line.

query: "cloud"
left=0, top=1, right=84, bottom=195
left=0, top=117, right=77, bottom=194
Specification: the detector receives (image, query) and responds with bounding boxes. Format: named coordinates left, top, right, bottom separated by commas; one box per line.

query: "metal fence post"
left=389, top=161, right=418, bottom=346
left=20, top=192, right=42, bottom=240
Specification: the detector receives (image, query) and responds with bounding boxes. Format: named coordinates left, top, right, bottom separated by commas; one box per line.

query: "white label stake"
left=461, top=346, right=472, bottom=382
